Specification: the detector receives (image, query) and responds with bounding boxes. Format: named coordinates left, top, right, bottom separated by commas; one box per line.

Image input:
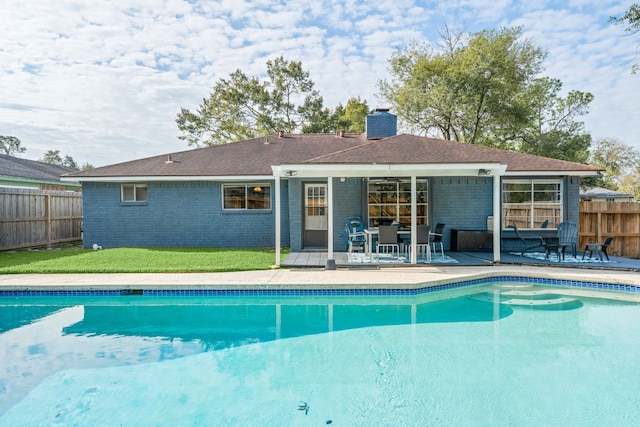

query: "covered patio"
left=282, top=250, right=640, bottom=270
left=272, top=162, right=508, bottom=268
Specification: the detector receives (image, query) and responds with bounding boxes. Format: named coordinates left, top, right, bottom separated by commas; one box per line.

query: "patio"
left=282, top=250, right=640, bottom=270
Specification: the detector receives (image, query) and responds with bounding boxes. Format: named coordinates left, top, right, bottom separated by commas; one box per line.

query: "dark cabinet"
left=450, top=229, right=493, bottom=252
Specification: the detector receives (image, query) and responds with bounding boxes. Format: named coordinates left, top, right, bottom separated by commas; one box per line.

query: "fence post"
left=46, top=194, right=52, bottom=249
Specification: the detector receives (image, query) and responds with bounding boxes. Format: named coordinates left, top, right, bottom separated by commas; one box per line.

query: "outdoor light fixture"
left=339, top=177, right=346, bottom=183
left=478, top=169, right=491, bottom=176
left=285, top=170, right=298, bottom=177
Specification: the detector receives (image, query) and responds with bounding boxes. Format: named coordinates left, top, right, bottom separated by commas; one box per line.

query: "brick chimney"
left=365, top=108, right=397, bottom=139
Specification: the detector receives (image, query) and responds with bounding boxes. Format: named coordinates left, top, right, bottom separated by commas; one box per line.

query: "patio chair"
left=344, top=217, right=366, bottom=253
left=509, top=223, right=543, bottom=256
left=583, top=236, right=614, bottom=261
left=376, top=224, right=400, bottom=261
left=408, top=224, right=431, bottom=261
left=429, top=223, right=445, bottom=257
left=557, top=221, right=578, bottom=258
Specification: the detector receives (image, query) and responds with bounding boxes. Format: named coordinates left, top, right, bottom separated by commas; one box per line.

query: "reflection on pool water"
left=1, top=282, right=639, bottom=426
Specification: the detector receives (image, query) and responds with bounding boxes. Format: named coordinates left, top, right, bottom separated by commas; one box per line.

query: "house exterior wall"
left=82, top=181, right=288, bottom=249
left=565, top=176, right=581, bottom=224
left=333, top=177, right=364, bottom=251
left=287, top=179, right=302, bottom=251
left=81, top=175, right=581, bottom=253
left=430, top=176, right=494, bottom=251
left=287, top=177, right=363, bottom=252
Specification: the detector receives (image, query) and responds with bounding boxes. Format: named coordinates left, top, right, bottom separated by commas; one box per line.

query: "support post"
left=275, top=173, right=281, bottom=267
left=326, top=176, right=336, bottom=270
left=492, top=173, right=501, bottom=263
left=410, top=176, right=417, bottom=264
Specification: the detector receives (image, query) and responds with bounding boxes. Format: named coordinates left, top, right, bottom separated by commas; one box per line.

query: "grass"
left=0, top=246, right=290, bottom=274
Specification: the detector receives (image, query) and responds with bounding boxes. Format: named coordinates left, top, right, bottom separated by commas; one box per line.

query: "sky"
left=1, top=0, right=638, bottom=167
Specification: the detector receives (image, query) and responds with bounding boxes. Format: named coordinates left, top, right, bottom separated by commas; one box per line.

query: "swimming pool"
left=1, top=278, right=639, bottom=426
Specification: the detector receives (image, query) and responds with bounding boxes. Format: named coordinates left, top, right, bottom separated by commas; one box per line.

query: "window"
left=223, top=184, right=271, bottom=210
left=502, top=179, right=561, bottom=229
left=368, top=179, right=428, bottom=228
left=121, top=184, right=147, bottom=202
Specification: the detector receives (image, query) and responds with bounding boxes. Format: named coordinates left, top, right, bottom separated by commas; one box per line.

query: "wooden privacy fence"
left=579, top=201, right=640, bottom=259
left=0, top=188, right=83, bottom=251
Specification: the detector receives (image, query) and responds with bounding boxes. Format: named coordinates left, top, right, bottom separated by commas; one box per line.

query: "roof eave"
left=274, top=163, right=508, bottom=177
left=504, top=170, right=600, bottom=177
left=60, top=175, right=275, bottom=183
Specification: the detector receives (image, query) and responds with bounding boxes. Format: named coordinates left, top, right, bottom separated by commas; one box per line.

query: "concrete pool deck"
left=1, top=265, right=640, bottom=291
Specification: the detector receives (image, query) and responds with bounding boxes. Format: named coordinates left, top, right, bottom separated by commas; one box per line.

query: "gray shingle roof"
left=65, top=133, right=602, bottom=178
left=1, top=154, right=77, bottom=181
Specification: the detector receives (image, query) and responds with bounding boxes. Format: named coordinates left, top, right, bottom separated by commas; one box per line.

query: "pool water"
left=1, top=283, right=639, bottom=426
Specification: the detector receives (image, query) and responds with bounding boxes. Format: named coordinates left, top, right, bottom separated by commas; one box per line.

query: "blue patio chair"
left=344, top=217, right=366, bottom=253
left=557, top=221, right=578, bottom=258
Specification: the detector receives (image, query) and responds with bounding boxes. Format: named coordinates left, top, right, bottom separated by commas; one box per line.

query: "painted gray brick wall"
left=287, top=179, right=302, bottom=251
left=82, top=181, right=287, bottom=249
left=566, top=176, right=580, bottom=223
left=333, top=177, right=364, bottom=251
left=430, top=176, right=494, bottom=250
left=365, top=110, right=397, bottom=139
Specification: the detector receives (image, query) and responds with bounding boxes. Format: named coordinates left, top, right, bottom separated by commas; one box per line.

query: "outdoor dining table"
left=363, top=228, right=412, bottom=260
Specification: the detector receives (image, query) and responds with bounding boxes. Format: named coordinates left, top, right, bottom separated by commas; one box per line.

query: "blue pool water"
left=1, top=281, right=639, bottom=426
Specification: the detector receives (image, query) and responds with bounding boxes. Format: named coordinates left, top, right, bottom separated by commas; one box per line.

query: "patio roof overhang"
left=272, top=163, right=508, bottom=178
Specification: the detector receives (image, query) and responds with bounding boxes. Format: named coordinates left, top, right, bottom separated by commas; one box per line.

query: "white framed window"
left=121, top=184, right=147, bottom=202
left=502, top=179, right=562, bottom=230
left=223, top=184, right=271, bottom=210
left=367, top=179, right=428, bottom=228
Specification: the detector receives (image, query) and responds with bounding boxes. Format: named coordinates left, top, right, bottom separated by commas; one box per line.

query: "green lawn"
left=0, top=246, right=289, bottom=274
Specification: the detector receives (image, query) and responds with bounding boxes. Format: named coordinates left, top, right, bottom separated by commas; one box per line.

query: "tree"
left=583, top=138, right=640, bottom=190
left=379, top=27, right=546, bottom=148
left=611, top=4, right=640, bottom=73
left=334, top=97, right=371, bottom=133
left=378, top=26, right=595, bottom=162
left=177, top=56, right=328, bottom=146
left=618, top=167, right=640, bottom=201
left=0, top=135, right=26, bottom=156
left=39, top=150, right=80, bottom=170
left=515, top=77, right=593, bottom=163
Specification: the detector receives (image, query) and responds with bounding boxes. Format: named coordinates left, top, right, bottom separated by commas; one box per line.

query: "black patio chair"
left=509, top=223, right=543, bottom=257
left=539, top=236, right=562, bottom=261
left=583, top=236, right=614, bottom=261
left=429, top=223, right=445, bottom=257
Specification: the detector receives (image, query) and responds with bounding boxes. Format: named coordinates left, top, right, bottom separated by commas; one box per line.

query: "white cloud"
left=1, top=0, right=639, bottom=167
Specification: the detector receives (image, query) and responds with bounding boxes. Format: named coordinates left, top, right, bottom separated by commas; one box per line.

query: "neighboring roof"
left=64, top=133, right=602, bottom=179
left=580, top=187, right=634, bottom=198
left=0, top=153, right=78, bottom=183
